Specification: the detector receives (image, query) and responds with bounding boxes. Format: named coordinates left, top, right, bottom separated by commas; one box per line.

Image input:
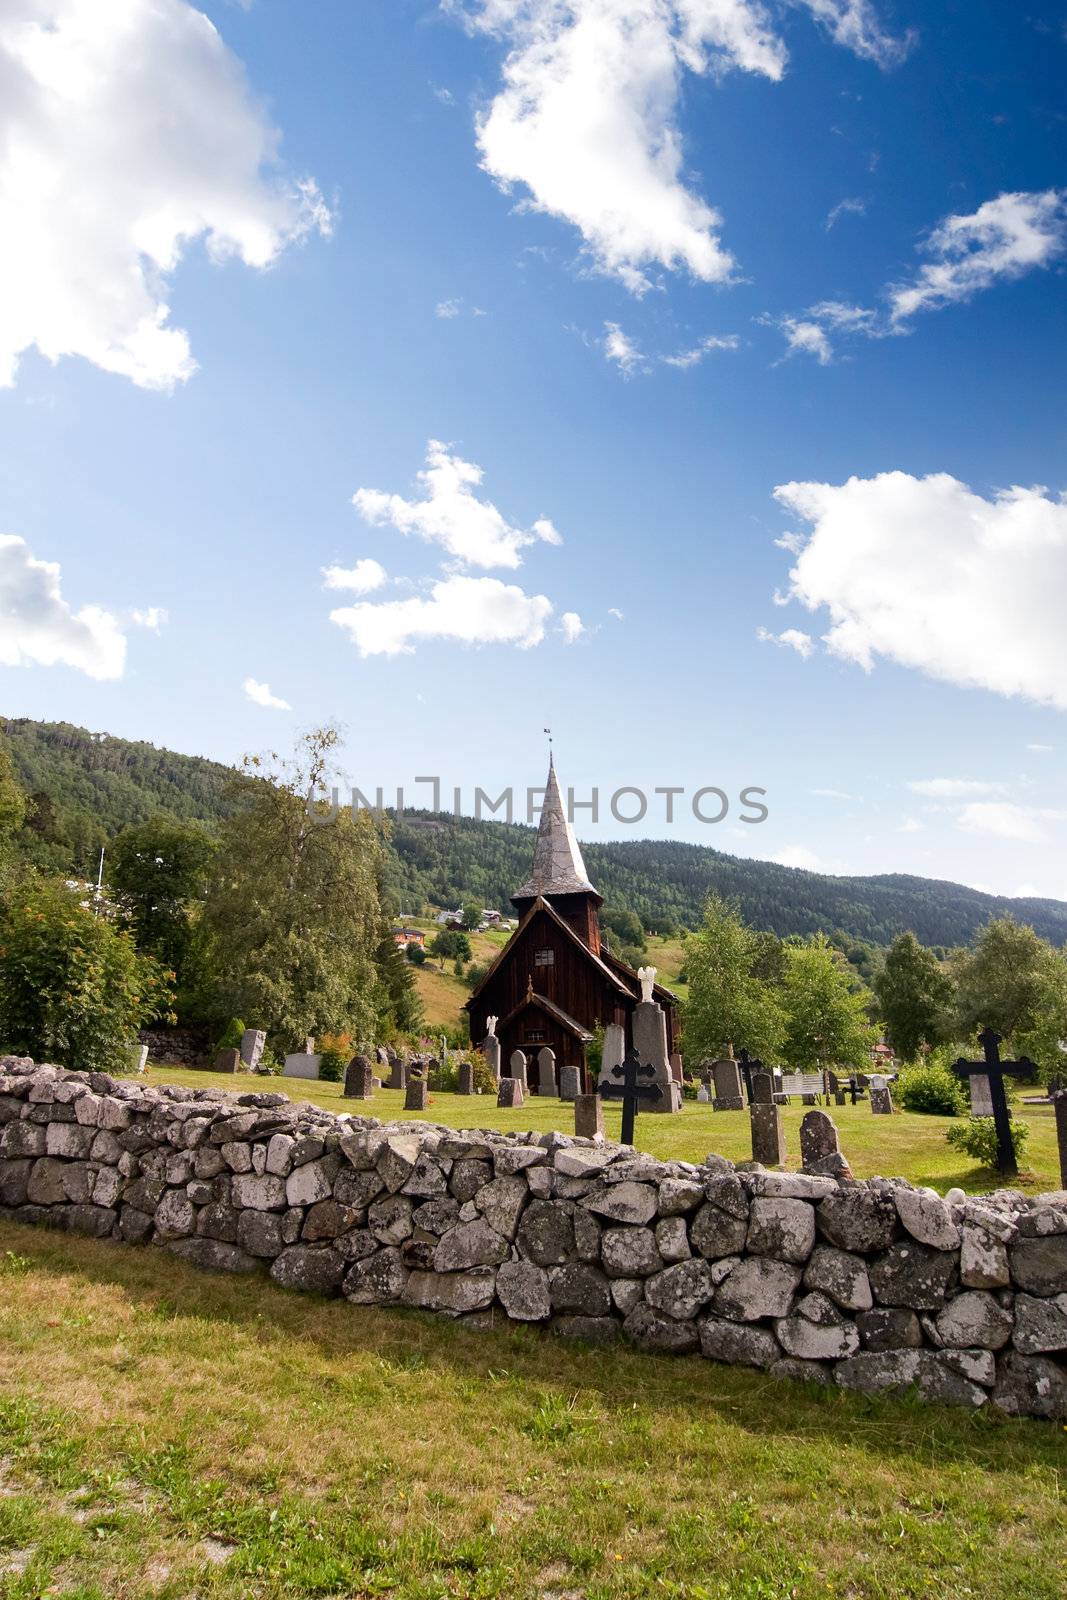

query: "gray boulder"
left=817, top=1190, right=898, bottom=1253
left=475, top=1175, right=528, bottom=1240
left=1010, top=1292, right=1067, bottom=1354
left=167, top=1237, right=259, bottom=1274
left=645, top=1259, right=717, bottom=1321
left=496, top=1260, right=551, bottom=1321
left=747, top=1197, right=816, bottom=1264
left=698, top=1315, right=780, bottom=1369
left=992, top=1351, right=1067, bottom=1419
left=623, top=1302, right=700, bottom=1354
left=402, top=1268, right=496, bottom=1315
left=894, top=1186, right=961, bottom=1250
left=803, top=1244, right=872, bottom=1311
left=714, top=1258, right=802, bottom=1321
left=960, top=1225, right=1010, bottom=1289
left=857, top=1307, right=923, bottom=1350
left=580, top=1182, right=658, bottom=1225
left=655, top=1216, right=691, bottom=1264
left=601, top=1226, right=663, bottom=1279
left=343, top=1246, right=409, bottom=1304
left=548, top=1262, right=611, bottom=1317
left=270, top=1245, right=346, bottom=1296
left=691, top=1202, right=749, bottom=1260
left=517, top=1198, right=576, bottom=1265
left=434, top=1217, right=509, bottom=1271
left=1010, top=1236, right=1067, bottom=1296
left=935, top=1290, right=1013, bottom=1350
left=869, top=1242, right=956, bottom=1310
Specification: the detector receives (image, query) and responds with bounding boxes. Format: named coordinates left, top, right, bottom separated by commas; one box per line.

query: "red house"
left=466, top=759, right=679, bottom=1091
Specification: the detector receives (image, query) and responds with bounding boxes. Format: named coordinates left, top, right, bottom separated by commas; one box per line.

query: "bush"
left=256, top=1045, right=282, bottom=1076
left=896, top=1061, right=967, bottom=1117
left=215, top=1016, right=246, bottom=1053
left=406, top=944, right=426, bottom=966
left=945, top=1114, right=1030, bottom=1169
left=0, top=874, right=172, bottom=1073
left=317, top=1030, right=352, bottom=1082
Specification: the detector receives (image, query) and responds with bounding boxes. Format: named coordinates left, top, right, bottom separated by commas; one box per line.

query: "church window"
left=534, top=948, right=555, bottom=967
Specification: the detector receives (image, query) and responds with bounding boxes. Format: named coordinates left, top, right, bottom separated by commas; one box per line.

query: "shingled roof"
left=512, top=757, right=599, bottom=902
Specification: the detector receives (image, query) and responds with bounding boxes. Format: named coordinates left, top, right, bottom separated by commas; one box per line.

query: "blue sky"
left=1, top=1, right=1065, bottom=896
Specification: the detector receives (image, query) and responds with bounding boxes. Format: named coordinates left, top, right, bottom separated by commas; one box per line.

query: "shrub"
left=215, top=1017, right=246, bottom=1053
left=945, top=1114, right=1030, bottom=1169
left=0, top=874, right=172, bottom=1073
left=256, top=1045, right=282, bottom=1076
left=317, top=1030, right=352, bottom=1082
left=896, top=1061, right=967, bottom=1117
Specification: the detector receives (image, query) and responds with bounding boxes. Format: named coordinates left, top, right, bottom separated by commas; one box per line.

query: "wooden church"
left=466, top=759, right=679, bottom=1092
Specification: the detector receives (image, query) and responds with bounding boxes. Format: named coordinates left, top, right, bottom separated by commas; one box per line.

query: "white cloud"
left=435, top=298, right=462, bottom=318
left=957, top=802, right=1066, bottom=843
left=463, top=1, right=907, bottom=293
left=0, top=0, right=331, bottom=391
left=330, top=574, right=553, bottom=656
left=757, top=625, right=814, bottom=658
left=559, top=610, right=584, bottom=643
left=888, top=189, right=1067, bottom=326
left=243, top=677, right=291, bottom=711
left=608, top=606, right=624, bottom=620
left=130, top=606, right=168, bottom=632
left=772, top=845, right=823, bottom=870
left=908, top=778, right=1007, bottom=799
left=773, top=189, right=1067, bottom=361
left=353, top=440, right=562, bottom=570
left=812, top=788, right=854, bottom=800
left=774, top=317, right=834, bottom=364
left=661, top=333, right=740, bottom=368
left=825, top=195, right=866, bottom=230
left=322, top=558, right=387, bottom=594
left=772, top=472, right=1067, bottom=708
left=1027, top=743, right=1054, bottom=753
left=897, top=816, right=924, bottom=833
left=603, top=321, right=642, bottom=375
left=0, top=534, right=133, bottom=678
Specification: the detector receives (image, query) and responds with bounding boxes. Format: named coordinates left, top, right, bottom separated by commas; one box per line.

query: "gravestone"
left=574, top=1092, right=604, bottom=1139
left=498, top=1076, right=524, bottom=1109
left=283, top=1052, right=321, bottom=1080
left=696, top=1082, right=710, bottom=1104
left=869, top=1074, right=894, bottom=1115
left=712, top=1053, right=744, bottom=1112
left=214, top=1047, right=240, bottom=1073
left=800, top=1109, right=840, bottom=1166
left=457, top=1060, right=475, bottom=1095
left=801, top=1091, right=818, bottom=1106
left=828, top=1070, right=847, bottom=1107
left=559, top=1064, right=580, bottom=1101
left=749, top=1070, right=786, bottom=1166
left=127, top=1043, right=149, bottom=1074
left=405, top=1076, right=429, bottom=1111
left=537, top=1046, right=557, bottom=1095
left=343, top=1055, right=373, bottom=1099
left=240, top=1029, right=265, bottom=1071
left=1054, top=1090, right=1067, bottom=1188
left=669, top=1051, right=684, bottom=1085
left=509, top=1050, right=528, bottom=1090
left=969, top=1073, right=994, bottom=1117
left=952, top=1029, right=1037, bottom=1175
left=483, top=1033, right=502, bottom=1083
left=376, top=1045, right=390, bottom=1072
left=304, top=1037, right=315, bottom=1054
left=598, top=1023, right=625, bottom=1090
left=631, top=990, right=679, bottom=1113
left=388, top=1054, right=407, bottom=1091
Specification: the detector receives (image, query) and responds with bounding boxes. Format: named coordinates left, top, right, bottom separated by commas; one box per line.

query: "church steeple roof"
left=512, top=757, right=599, bottom=901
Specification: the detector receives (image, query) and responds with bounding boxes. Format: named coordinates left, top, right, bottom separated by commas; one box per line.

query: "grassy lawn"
left=146, top=1066, right=1064, bottom=1196
left=0, top=1220, right=1064, bottom=1600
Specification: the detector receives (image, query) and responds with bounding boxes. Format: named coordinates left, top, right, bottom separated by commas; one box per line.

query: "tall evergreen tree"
left=873, top=931, right=954, bottom=1061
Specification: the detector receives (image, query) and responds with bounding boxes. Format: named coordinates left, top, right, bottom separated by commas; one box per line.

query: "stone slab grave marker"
left=127, top=1043, right=149, bottom=1074
left=559, top=1063, right=580, bottom=1101
left=969, top=1072, right=995, bottom=1117
left=1054, top=1089, right=1067, bottom=1188
left=670, top=1051, right=684, bottom=1085
left=632, top=968, right=680, bottom=1111
left=537, top=1046, right=557, bottom=1096
left=388, top=1052, right=407, bottom=1091
left=749, top=1068, right=786, bottom=1167
left=712, top=1048, right=744, bottom=1112
left=952, top=1027, right=1036, bottom=1176
left=343, top=1054, right=373, bottom=1099
left=598, top=1044, right=664, bottom=1145
left=405, top=1070, right=429, bottom=1111
left=498, top=1076, right=524, bottom=1109
left=869, top=1074, right=894, bottom=1115
left=240, top=1029, right=265, bottom=1071
left=283, top=1051, right=321, bottom=1080
left=509, top=1049, right=528, bottom=1091
left=828, top=1070, right=847, bottom=1107
left=799, top=1108, right=852, bottom=1178
left=597, top=1022, right=625, bottom=1090
left=214, top=1047, right=241, bottom=1073
left=482, top=1023, right=502, bottom=1083
left=696, top=1082, right=710, bottom=1103
left=457, top=1059, right=475, bottom=1095
left=574, top=1091, right=604, bottom=1139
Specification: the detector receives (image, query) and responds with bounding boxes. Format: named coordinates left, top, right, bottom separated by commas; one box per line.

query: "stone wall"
left=1, top=1058, right=1064, bottom=1420
left=136, top=1028, right=211, bottom=1068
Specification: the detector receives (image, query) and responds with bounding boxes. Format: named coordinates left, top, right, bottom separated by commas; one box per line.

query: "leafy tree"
left=108, top=816, right=216, bottom=971
left=873, top=932, right=954, bottom=1061
left=430, top=928, right=471, bottom=963
left=952, top=916, right=1047, bottom=1043
left=407, top=943, right=427, bottom=967
left=683, top=895, right=784, bottom=1065
left=460, top=900, right=482, bottom=930
left=0, top=874, right=172, bottom=1071
left=1015, top=943, right=1067, bottom=1084
left=602, top=906, right=646, bottom=952
left=199, top=727, right=382, bottom=1051
left=0, top=741, right=27, bottom=884
left=780, top=934, right=877, bottom=1072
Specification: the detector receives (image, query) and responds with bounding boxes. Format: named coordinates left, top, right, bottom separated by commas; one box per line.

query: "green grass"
left=147, top=1064, right=1065, bottom=1195
left=0, top=1219, right=1064, bottom=1600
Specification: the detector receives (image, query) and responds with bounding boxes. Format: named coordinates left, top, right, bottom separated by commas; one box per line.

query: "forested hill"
left=6, top=716, right=1067, bottom=949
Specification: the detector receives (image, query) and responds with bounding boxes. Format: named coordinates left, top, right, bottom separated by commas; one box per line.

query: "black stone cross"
left=952, top=1027, right=1036, bottom=1176
left=737, top=1048, right=762, bottom=1106
left=598, top=1045, right=663, bottom=1144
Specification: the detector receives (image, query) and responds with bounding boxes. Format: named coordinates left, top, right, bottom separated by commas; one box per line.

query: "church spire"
left=512, top=759, right=598, bottom=901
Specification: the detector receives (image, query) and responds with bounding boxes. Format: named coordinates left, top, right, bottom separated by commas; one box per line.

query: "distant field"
left=147, top=1065, right=1063, bottom=1195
